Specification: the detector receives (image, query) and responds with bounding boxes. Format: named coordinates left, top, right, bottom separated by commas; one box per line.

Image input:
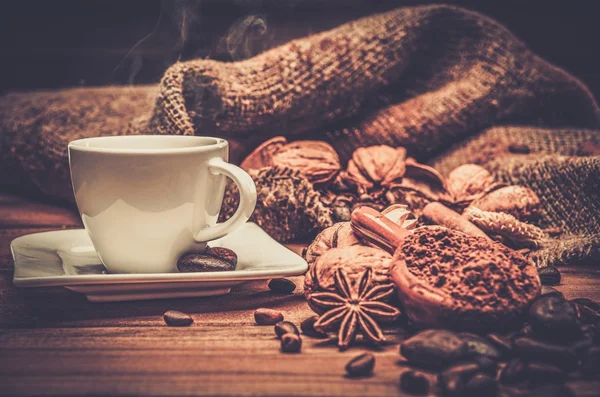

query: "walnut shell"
left=304, top=222, right=362, bottom=266
left=304, top=246, right=392, bottom=313
left=272, top=141, right=341, bottom=185
left=469, top=185, right=541, bottom=221
left=390, top=226, right=541, bottom=332
left=447, top=164, right=495, bottom=202
left=240, top=136, right=287, bottom=170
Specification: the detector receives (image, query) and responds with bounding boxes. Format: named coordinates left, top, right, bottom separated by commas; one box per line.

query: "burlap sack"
left=1, top=5, right=598, bottom=265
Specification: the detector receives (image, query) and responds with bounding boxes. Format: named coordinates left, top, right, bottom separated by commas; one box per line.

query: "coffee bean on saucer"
left=464, top=373, right=497, bottom=396
left=268, top=278, right=296, bottom=294
left=345, top=353, right=375, bottom=378
left=301, top=316, right=328, bottom=338
left=281, top=333, right=302, bottom=353
left=254, top=308, right=284, bottom=325
left=163, top=310, right=194, bottom=327
left=177, top=248, right=237, bottom=273
left=499, top=358, right=527, bottom=384
left=538, top=266, right=561, bottom=286
left=399, top=370, right=429, bottom=395
left=274, top=321, right=299, bottom=339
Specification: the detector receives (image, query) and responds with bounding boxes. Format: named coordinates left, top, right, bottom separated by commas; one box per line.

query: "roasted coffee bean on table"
left=400, top=329, right=467, bottom=369
left=528, top=295, right=581, bottom=341
left=512, top=337, right=579, bottom=371
left=464, top=373, right=497, bottom=396
left=540, top=285, right=564, bottom=298
left=526, top=362, right=567, bottom=384
left=499, top=358, right=527, bottom=384
left=486, top=333, right=513, bottom=356
left=398, top=370, right=429, bottom=396
left=280, top=333, right=302, bottom=353
left=163, top=310, right=194, bottom=327
left=528, top=384, right=576, bottom=397
left=459, top=332, right=501, bottom=361
left=572, top=298, right=600, bottom=312
left=268, top=278, right=296, bottom=294
left=581, top=346, right=600, bottom=378
left=177, top=247, right=237, bottom=272
left=274, top=321, right=300, bottom=339
left=254, top=308, right=284, bottom=325
left=472, top=357, right=497, bottom=376
left=300, top=316, right=329, bottom=338
left=538, top=266, right=561, bottom=286
left=440, top=362, right=480, bottom=395
left=345, top=353, right=375, bottom=378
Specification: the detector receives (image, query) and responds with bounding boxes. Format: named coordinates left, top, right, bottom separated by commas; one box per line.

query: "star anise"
left=308, top=267, right=401, bottom=350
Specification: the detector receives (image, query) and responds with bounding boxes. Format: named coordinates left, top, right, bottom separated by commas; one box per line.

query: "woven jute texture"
left=1, top=5, right=599, bottom=266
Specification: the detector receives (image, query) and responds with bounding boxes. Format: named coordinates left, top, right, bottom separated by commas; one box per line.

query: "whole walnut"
left=304, top=222, right=362, bottom=266
left=304, top=246, right=392, bottom=314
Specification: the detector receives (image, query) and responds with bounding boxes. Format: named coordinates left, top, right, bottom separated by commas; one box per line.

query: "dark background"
left=1, top=0, right=599, bottom=99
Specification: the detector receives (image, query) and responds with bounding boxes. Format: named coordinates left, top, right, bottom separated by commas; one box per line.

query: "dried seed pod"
left=463, top=207, right=548, bottom=248
left=469, top=185, right=541, bottom=221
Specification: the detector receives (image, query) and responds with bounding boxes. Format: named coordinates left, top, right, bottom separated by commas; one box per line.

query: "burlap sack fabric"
left=1, top=5, right=599, bottom=266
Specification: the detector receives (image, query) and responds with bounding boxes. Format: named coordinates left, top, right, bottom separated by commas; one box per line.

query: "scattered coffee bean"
left=572, top=298, right=600, bottom=312
left=268, top=278, right=296, bottom=294
left=581, top=346, right=600, bottom=378
left=571, top=335, right=594, bottom=356
left=499, top=358, right=527, bottom=384
left=512, top=337, right=578, bottom=371
left=472, top=357, right=497, bottom=376
left=300, top=316, right=328, bottom=338
left=572, top=302, right=600, bottom=324
left=528, top=384, right=575, bottom=397
left=254, top=308, right=284, bottom=325
left=439, top=370, right=467, bottom=397
left=464, top=373, right=497, bottom=397
left=440, top=363, right=480, bottom=391
left=345, top=353, right=375, bottom=378
left=529, top=295, right=581, bottom=341
left=274, top=321, right=300, bottom=339
left=486, top=333, right=512, bottom=356
left=508, top=142, right=531, bottom=154
left=400, top=330, right=468, bottom=369
left=540, top=285, right=563, bottom=298
left=177, top=248, right=237, bottom=273
left=281, top=333, right=302, bottom=353
left=459, top=332, right=501, bottom=361
left=526, top=362, right=567, bottom=384
left=399, top=370, right=429, bottom=396
left=163, top=310, right=194, bottom=327
left=538, top=266, right=561, bottom=286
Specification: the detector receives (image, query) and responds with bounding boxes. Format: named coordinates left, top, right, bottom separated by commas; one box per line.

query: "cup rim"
left=68, top=135, right=228, bottom=155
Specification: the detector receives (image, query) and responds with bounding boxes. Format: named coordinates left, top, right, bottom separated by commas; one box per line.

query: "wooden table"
left=1, top=193, right=599, bottom=396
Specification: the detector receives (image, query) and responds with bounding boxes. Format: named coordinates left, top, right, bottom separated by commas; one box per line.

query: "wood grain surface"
left=0, top=193, right=599, bottom=396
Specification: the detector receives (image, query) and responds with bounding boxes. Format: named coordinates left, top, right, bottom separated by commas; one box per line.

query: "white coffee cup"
left=68, top=135, right=257, bottom=274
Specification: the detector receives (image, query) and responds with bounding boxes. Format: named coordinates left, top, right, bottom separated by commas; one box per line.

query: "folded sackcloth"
left=1, top=4, right=599, bottom=266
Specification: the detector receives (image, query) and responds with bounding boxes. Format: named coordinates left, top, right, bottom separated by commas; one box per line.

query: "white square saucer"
left=11, top=222, right=308, bottom=302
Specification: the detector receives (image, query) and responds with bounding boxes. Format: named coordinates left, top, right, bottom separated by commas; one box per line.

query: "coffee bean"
left=459, top=333, right=501, bottom=361
left=499, top=358, right=527, bottom=384
left=529, top=295, right=581, bottom=342
left=254, top=308, right=284, bottom=325
left=399, top=370, right=429, bottom=396
left=526, top=362, right=567, bottom=384
left=486, top=333, right=512, bottom=357
left=512, top=337, right=578, bottom=371
left=177, top=249, right=236, bottom=273
left=345, top=353, right=375, bottom=378
left=572, top=298, right=600, bottom=312
left=163, top=310, right=194, bottom=327
left=572, top=302, right=600, bottom=325
left=464, top=373, right=497, bottom=397
left=472, top=357, right=497, bottom=376
left=300, top=316, right=328, bottom=338
left=400, top=330, right=468, bottom=369
left=268, top=278, right=296, bottom=294
left=581, top=346, right=600, bottom=378
left=274, top=321, right=299, bottom=339
left=529, top=385, right=576, bottom=397
left=538, top=266, right=561, bottom=286
left=280, top=333, right=302, bottom=353
left=440, top=363, right=480, bottom=391
left=571, top=336, right=594, bottom=357
left=540, top=285, right=563, bottom=299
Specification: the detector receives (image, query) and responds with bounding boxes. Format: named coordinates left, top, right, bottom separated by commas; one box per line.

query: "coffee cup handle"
left=194, top=157, right=257, bottom=242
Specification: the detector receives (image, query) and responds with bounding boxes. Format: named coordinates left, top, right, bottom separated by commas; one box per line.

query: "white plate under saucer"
left=11, top=222, right=308, bottom=302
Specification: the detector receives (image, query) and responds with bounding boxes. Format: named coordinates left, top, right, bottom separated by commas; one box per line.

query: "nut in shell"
left=271, top=141, right=341, bottom=185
